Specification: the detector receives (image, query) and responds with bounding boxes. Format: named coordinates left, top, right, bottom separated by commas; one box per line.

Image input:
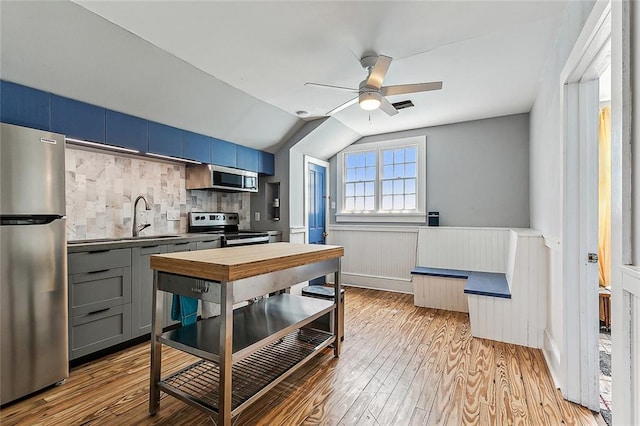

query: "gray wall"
left=330, top=113, right=530, bottom=227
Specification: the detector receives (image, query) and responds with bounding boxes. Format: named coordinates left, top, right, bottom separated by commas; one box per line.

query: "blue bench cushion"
left=410, top=267, right=470, bottom=279
left=411, top=267, right=511, bottom=299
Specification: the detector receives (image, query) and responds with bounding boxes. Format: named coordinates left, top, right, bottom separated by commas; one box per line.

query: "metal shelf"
left=159, top=294, right=334, bottom=362
left=159, top=328, right=332, bottom=417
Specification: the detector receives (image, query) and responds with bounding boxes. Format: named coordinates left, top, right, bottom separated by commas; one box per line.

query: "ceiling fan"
left=305, top=54, right=443, bottom=116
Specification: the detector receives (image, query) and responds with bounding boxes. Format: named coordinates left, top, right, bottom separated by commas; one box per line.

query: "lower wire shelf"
left=159, top=328, right=333, bottom=416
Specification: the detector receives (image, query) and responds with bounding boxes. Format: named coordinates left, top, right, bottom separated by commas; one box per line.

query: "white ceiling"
left=75, top=1, right=568, bottom=141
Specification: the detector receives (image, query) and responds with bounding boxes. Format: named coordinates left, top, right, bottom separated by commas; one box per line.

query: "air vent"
left=392, top=100, right=414, bottom=110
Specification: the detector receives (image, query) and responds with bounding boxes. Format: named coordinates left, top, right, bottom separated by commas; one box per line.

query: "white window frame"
left=336, top=135, right=426, bottom=223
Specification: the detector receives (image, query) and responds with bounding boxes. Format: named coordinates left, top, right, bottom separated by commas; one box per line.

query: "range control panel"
left=188, top=212, right=239, bottom=228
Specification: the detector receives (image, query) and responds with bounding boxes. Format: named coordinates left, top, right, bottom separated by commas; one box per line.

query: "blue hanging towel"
left=171, top=295, right=198, bottom=326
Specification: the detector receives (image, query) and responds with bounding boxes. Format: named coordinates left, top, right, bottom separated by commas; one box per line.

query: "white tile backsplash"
left=65, top=147, right=250, bottom=240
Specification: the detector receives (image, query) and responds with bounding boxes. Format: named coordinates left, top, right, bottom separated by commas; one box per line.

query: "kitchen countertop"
left=150, top=242, right=344, bottom=282
left=67, top=233, right=222, bottom=253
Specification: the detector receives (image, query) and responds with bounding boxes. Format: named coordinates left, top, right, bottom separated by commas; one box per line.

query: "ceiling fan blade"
left=365, top=55, right=392, bottom=89
left=381, top=81, right=443, bottom=96
left=379, top=96, right=399, bottom=116
left=305, top=82, right=358, bottom=93
left=327, top=96, right=358, bottom=115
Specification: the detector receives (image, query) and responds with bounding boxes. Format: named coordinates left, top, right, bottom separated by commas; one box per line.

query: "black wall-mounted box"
left=428, top=211, right=439, bottom=226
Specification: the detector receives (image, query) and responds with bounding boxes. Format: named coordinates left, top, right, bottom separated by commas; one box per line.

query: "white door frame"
left=303, top=155, right=330, bottom=244
left=560, top=0, right=611, bottom=411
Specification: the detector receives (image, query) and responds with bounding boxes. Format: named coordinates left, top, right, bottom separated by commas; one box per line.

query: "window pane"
left=383, top=150, right=394, bottom=165
left=394, top=148, right=405, bottom=163
left=383, top=165, right=393, bottom=179
left=356, top=154, right=365, bottom=167
left=394, top=164, right=404, bottom=178
left=365, top=152, right=376, bottom=166
left=393, top=180, right=403, bottom=194
left=346, top=169, right=356, bottom=182
left=405, top=194, right=416, bottom=210
left=393, top=195, right=404, bottom=210
left=365, top=182, right=375, bottom=196
left=405, top=147, right=416, bottom=162
left=345, top=183, right=354, bottom=196
left=364, top=196, right=374, bottom=210
left=405, top=163, right=416, bottom=178
left=355, top=197, right=365, bottom=210
left=356, top=167, right=365, bottom=181
left=355, top=182, right=364, bottom=196
left=365, top=166, right=375, bottom=180
left=382, top=180, right=392, bottom=195
left=346, top=153, right=356, bottom=168
left=345, top=197, right=354, bottom=210
left=405, top=179, right=416, bottom=194
left=382, top=196, right=392, bottom=210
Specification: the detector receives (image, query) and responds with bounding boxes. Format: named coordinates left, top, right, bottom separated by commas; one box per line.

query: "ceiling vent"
left=391, top=100, right=414, bottom=110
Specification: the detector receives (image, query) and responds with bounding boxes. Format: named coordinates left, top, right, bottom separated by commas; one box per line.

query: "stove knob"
left=209, top=215, right=214, bottom=220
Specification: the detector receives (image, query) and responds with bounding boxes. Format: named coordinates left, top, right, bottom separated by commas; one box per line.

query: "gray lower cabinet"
left=131, top=242, right=198, bottom=337
left=67, top=248, right=132, bottom=360
left=131, top=245, right=167, bottom=337
left=195, top=239, right=221, bottom=250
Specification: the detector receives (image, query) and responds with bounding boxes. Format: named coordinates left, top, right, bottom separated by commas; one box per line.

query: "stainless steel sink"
left=68, top=235, right=181, bottom=244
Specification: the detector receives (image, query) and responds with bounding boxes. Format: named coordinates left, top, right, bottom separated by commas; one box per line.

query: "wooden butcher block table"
left=148, top=242, right=344, bottom=426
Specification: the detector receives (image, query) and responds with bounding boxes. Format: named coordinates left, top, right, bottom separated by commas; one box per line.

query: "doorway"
left=561, top=0, right=612, bottom=415
left=305, top=156, right=329, bottom=286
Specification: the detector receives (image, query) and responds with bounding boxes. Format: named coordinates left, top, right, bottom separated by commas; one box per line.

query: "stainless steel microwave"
left=186, top=164, right=258, bottom=192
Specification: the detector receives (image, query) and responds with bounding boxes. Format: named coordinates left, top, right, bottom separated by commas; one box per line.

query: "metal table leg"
left=149, top=270, right=163, bottom=414
left=218, top=280, right=233, bottom=426
left=334, top=258, right=342, bottom=357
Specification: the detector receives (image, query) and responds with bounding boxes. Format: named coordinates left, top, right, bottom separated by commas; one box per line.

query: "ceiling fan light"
left=359, top=92, right=381, bottom=110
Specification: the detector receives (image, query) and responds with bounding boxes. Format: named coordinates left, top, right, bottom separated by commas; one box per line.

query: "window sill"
left=335, top=212, right=426, bottom=223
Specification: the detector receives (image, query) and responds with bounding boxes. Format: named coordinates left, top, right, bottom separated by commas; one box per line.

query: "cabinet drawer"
left=69, top=304, right=131, bottom=360
left=195, top=239, right=221, bottom=250
left=69, top=267, right=132, bottom=316
left=68, top=248, right=131, bottom=274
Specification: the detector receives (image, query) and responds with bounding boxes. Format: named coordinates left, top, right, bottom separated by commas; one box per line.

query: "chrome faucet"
left=132, top=195, right=151, bottom=237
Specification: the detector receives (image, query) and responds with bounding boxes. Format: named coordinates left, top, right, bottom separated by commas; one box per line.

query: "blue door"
left=308, top=163, right=326, bottom=286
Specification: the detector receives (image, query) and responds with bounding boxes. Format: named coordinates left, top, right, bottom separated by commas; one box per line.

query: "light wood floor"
left=1, top=288, right=599, bottom=425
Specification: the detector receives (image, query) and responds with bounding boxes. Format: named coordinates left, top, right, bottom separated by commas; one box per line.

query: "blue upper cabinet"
left=106, top=110, right=148, bottom=152
left=182, top=130, right=211, bottom=163
left=236, top=145, right=259, bottom=172
left=148, top=122, right=182, bottom=158
left=51, top=95, right=105, bottom=142
left=0, top=81, right=51, bottom=131
left=259, top=151, right=275, bottom=175
left=212, top=138, right=237, bottom=168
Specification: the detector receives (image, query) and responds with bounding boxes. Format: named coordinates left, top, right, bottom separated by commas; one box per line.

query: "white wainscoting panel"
left=327, top=226, right=418, bottom=293
left=416, top=227, right=511, bottom=273
left=621, top=266, right=640, bottom=423
left=413, top=275, right=468, bottom=312
left=467, top=230, right=546, bottom=348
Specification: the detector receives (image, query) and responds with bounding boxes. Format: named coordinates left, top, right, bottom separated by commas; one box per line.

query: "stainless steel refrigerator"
left=1, top=123, right=68, bottom=405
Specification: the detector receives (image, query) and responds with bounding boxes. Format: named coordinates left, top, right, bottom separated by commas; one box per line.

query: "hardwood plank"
left=0, top=288, right=600, bottom=426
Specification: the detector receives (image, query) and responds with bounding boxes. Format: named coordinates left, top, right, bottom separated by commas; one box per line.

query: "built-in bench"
left=411, top=267, right=511, bottom=313
left=412, top=227, right=545, bottom=348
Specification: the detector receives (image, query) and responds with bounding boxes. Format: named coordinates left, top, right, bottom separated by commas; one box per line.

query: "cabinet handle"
left=174, top=242, right=190, bottom=246
left=87, top=307, right=110, bottom=316
left=87, top=269, right=110, bottom=275
left=88, top=249, right=110, bottom=254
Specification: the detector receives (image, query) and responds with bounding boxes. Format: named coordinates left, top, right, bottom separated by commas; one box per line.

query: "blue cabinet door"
left=182, top=130, right=211, bottom=163
left=51, top=95, right=105, bottom=142
left=148, top=122, right=182, bottom=158
left=212, top=138, right=237, bottom=168
left=106, top=110, right=148, bottom=152
left=236, top=145, right=259, bottom=172
left=0, top=81, right=51, bottom=131
left=258, top=151, right=275, bottom=175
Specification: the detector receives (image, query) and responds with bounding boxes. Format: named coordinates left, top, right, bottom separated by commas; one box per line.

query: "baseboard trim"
left=543, top=329, right=562, bottom=390
left=340, top=273, right=413, bottom=294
